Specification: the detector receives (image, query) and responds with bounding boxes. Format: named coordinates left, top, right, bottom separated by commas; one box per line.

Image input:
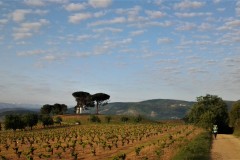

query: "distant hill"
left=97, top=99, right=195, bottom=120
left=0, top=103, right=40, bottom=121
left=0, top=99, right=235, bottom=121
left=96, top=99, right=235, bottom=120
left=0, top=102, right=41, bottom=110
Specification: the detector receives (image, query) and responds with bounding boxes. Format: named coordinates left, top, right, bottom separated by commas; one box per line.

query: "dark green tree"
left=92, top=93, right=110, bottom=114
left=40, top=115, right=54, bottom=128
left=186, top=94, right=229, bottom=132
left=229, top=100, right=240, bottom=127
left=22, top=113, right=38, bottom=130
left=40, top=104, right=52, bottom=114
left=4, top=115, right=26, bottom=131
left=52, top=104, right=67, bottom=115
left=72, top=91, right=93, bottom=114
left=41, top=104, right=67, bottom=115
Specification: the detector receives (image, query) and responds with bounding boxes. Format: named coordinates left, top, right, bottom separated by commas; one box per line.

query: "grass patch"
left=172, top=131, right=212, bottom=160
left=233, top=128, right=240, bottom=137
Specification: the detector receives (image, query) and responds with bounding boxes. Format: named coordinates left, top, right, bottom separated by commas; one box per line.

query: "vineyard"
left=0, top=118, right=203, bottom=160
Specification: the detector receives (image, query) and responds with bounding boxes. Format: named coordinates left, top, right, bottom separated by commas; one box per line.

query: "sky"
left=0, top=0, right=240, bottom=106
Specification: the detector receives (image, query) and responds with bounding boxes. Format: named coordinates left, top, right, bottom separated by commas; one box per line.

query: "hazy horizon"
left=1, top=0, right=240, bottom=105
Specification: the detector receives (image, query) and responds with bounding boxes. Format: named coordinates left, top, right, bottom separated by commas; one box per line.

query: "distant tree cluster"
left=4, top=113, right=38, bottom=131
left=3, top=113, right=58, bottom=131
left=185, top=94, right=229, bottom=132
left=72, top=91, right=110, bottom=114
left=229, top=101, right=240, bottom=128
left=40, top=103, right=67, bottom=115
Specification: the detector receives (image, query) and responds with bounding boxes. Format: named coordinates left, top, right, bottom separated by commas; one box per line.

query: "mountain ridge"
left=0, top=99, right=235, bottom=121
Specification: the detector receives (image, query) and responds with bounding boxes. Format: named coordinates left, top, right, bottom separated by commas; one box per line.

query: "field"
left=0, top=115, right=203, bottom=160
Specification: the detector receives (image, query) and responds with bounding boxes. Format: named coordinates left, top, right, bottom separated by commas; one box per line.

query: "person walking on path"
left=213, top=124, right=218, bottom=139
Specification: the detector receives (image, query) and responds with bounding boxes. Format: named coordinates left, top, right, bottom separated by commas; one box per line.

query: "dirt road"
left=211, top=134, right=240, bottom=160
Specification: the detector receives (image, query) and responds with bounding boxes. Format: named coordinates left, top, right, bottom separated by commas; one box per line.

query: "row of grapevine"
left=0, top=123, right=202, bottom=160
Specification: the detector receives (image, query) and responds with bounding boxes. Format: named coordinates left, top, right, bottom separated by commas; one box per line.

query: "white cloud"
left=68, top=13, right=92, bottom=23
left=93, top=27, right=123, bottom=33
left=174, top=0, right=205, bottom=10
left=24, top=0, right=45, bottom=6
left=0, top=36, right=4, bottom=41
left=213, top=0, right=221, bottom=4
left=218, top=19, right=240, bottom=30
left=130, top=30, right=145, bottom=36
left=11, top=9, right=48, bottom=22
left=76, top=34, right=93, bottom=41
left=156, top=59, right=179, bottom=64
left=236, top=1, right=240, bottom=17
left=198, top=23, right=213, bottom=31
left=19, top=19, right=49, bottom=32
left=90, top=38, right=133, bottom=55
left=145, top=10, right=166, bottom=18
left=188, top=67, right=208, bottom=74
left=34, top=9, right=49, bottom=15
left=12, top=32, right=33, bottom=40
left=129, top=20, right=172, bottom=28
left=157, top=38, right=173, bottom=44
left=176, top=22, right=196, bottom=31
left=11, top=9, right=32, bottom=22
left=17, top=49, right=47, bottom=56
left=0, top=19, right=8, bottom=25
left=42, top=55, right=62, bottom=61
left=153, top=0, right=164, bottom=6
left=217, top=8, right=225, bottom=12
left=13, top=19, right=49, bottom=40
left=116, top=6, right=142, bottom=22
left=64, top=3, right=86, bottom=11
left=94, top=11, right=107, bottom=18
left=116, top=5, right=141, bottom=15
left=88, top=0, right=112, bottom=8
left=175, top=12, right=212, bottom=18
left=24, top=0, right=68, bottom=6
left=88, top=17, right=126, bottom=26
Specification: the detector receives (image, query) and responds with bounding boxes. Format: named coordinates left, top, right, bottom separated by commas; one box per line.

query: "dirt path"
left=211, top=134, right=240, bottom=160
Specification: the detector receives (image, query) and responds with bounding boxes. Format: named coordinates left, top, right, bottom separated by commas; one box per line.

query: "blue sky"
left=0, top=0, right=240, bottom=105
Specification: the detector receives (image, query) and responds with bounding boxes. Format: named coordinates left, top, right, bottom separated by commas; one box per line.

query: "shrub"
left=112, top=153, right=126, bottom=160
left=105, top=116, right=112, bottom=123
left=4, top=114, right=26, bottom=131
left=134, top=115, right=143, bottom=123
left=121, top=116, right=129, bottom=123
left=40, top=115, right=54, bottom=127
left=89, top=115, right=101, bottom=123
left=172, top=132, right=212, bottom=160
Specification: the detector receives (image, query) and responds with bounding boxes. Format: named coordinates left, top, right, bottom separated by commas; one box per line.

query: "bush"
left=105, top=116, right=112, bottom=123
left=172, top=132, right=212, bottom=160
left=23, top=113, right=38, bottom=130
left=40, top=115, right=54, bottom=127
left=121, top=116, right=129, bottom=123
left=112, top=153, right=126, bottom=160
left=134, top=115, right=143, bottom=123
left=89, top=115, right=101, bottom=123
left=4, top=114, right=26, bottom=131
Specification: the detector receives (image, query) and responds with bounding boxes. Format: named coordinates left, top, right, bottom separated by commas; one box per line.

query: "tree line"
left=1, top=91, right=110, bottom=131
left=185, top=94, right=240, bottom=133
left=2, top=113, right=63, bottom=131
